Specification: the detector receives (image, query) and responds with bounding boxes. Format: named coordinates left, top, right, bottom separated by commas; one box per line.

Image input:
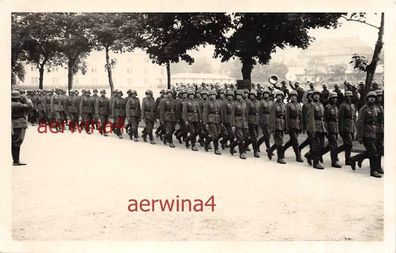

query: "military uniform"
left=51, top=90, right=67, bottom=130
left=37, top=91, right=47, bottom=124
left=175, top=91, right=188, bottom=144
left=183, top=91, right=202, bottom=151
left=336, top=90, right=356, bottom=165
left=257, top=90, right=272, bottom=151
left=80, top=91, right=95, bottom=134
left=220, top=90, right=235, bottom=150
left=267, top=91, right=287, bottom=164
left=95, top=90, right=111, bottom=136
left=202, top=90, right=222, bottom=155
left=154, top=90, right=165, bottom=139
left=245, top=90, right=261, bottom=158
left=91, top=89, right=100, bottom=129
left=126, top=90, right=141, bottom=141
left=112, top=91, right=127, bottom=138
left=11, top=91, right=33, bottom=165
left=299, top=90, right=313, bottom=152
left=141, top=90, right=156, bottom=144
left=283, top=90, right=303, bottom=162
left=45, top=91, right=54, bottom=124
left=349, top=92, right=381, bottom=177
left=159, top=90, right=177, bottom=147
left=66, top=91, right=80, bottom=131
left=230, top=90, right=249, bottom=159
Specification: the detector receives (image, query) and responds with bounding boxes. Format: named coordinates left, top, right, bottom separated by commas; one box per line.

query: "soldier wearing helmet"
left=126, top=89, right=141, bottom=141
left=304, top=90, right=327, bottom=169
left=349, top=91, right=381, bottom=178
left=182, top=90, right=201, bottom=151
left=112, top=90, right=127, bottom=138
left=95, top=89, right=111, bottom=136
left=159, top=89, right=177, bottom=148
left=174, top=89, right=188, bottom=145
left=283, top=90, right=304, bottom=162
left=155, top=89, right=166, bottom=140
left=229, top=90, right=249, bottom=159
left=257, top=88, right=272, bottom=152
left=141, top=90, right=156, bottom=144
left=50, top=88, right=67, bottom=131
left=220, top=90, right=235, bottom=150
left=66, top=90, right=79, bottom=131
left=202, top=90, right=222, bottom=155
left=245, top=89, right=261, bottom=158
left=336, top=90, right=356, bottom=166
left=198, top=90, right=211, bottom=148
left=267, top=90, right=287, bottom=164
left=298, top=90, right=313, bottom=152
left=79, top=89, right=95, bottom=134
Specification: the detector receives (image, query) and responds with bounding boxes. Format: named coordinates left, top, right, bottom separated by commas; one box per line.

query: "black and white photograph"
left=1, top=2, right=395, bottom=253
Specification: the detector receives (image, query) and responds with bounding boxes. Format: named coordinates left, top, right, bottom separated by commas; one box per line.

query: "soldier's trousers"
left=99, top=115, right=109, bottom=134
left=220, top=123, right=234, bottom=146
left=350, top=137, right=380, bottom=173
left=205, top=123, right=221, bottom=150
left=283, top=129, right=301, bottom=157
left=81, top=113, right=94, bottom=133
left=268, top=130, right=285, bottom=159
left=356, top=133, right=383, bottom=168
left=299, top=135, right=310, bottom=152
left=128, top=116, right=139, bottom=138
left=336, top=132, right=353, bottom=163
left=245, top=124, right=259, bottom=152
left=143, top=119, right=155, bottom=140
left=164, top=121, right=176, bottom=144
left=186, top=121, right=199, bottom=146
left=230, top=127, right=249, bottom=154
left=68, top=112, right=79, bottom=131
left=320, top=133, right=339, bottom=163
left=28, top=109, right=38, bottom=124
left=175, top=120, right=187, bottom=140
left=12, top=128, right=26, bottom=163
left=257, top=124, right=271, bottom=150
left=54, top=111, right=67, bottom=130
left=113, top=116, right=125, bottom=136
left=308, top=132, right=326, bottom=164
left=38, top=110, right=46, bottom=124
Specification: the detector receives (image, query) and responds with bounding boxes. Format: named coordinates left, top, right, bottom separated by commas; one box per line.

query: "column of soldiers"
left=21, top=83, right=384, bottom=178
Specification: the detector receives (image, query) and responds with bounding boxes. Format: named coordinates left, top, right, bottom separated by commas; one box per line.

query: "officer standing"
left=319, top=92, right=342, bottom=168
left=202, top=90, right=222, bottom=155
left=159, top=89, right=177, bottom=148
left=11, top=90, right=33, bottom=166
left=336, top=90, right=356, bottom=165
left=283, top=90, right=303, bottom=162
left=126, top=90, right=141, bottom=141
left=141, top=90, right=156, bottom=144
left=349, top=92, right=382, bottom=178
left=182, top=90, right=202, bottom=151
left=267, top=90, right=287, bottom=164
left=95, top=89, right=111, bottom=136
left=229, top=90, right=249, bottom=159
left=245, top=89, right=261, bottom=158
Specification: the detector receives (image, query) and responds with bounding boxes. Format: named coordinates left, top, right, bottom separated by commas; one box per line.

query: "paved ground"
left=12, top=125, right=383, bottom=240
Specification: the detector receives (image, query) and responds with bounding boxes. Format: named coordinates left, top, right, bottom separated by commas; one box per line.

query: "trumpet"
left=268, top=75, right=279, bottom=85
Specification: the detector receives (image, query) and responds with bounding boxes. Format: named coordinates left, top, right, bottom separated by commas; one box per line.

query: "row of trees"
left=12, top=12, right=383, bottom=97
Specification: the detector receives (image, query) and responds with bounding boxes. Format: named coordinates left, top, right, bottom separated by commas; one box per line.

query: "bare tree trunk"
left=67, top=60, right=74, bottom=92
left=105, top=47, right=114, bottom=95
left=365, top=12, right=384, bottom=94
left=166, top=61, right=171, bottom=89
left=38, top=66, right=45, bottom=90
left=241, top=58, right=253, bottom=81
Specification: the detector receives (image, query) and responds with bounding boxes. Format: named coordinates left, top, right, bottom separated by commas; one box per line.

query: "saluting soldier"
left=257, top=88, right=272, bottom=152
left=267, top=90, right=287, bottom=164
left=202, top=90, right=222, bottom=155
left=229, top=90, right=249, bottom=159
left=349, top=92, right=382, bottom=178
left=319, top=92, right=341, bottom=168
left=220, top=90, right=235, bottom=150
left=298, top=90, right=313, bottom=152
left=245, top=89, right=261, bottom=158
left=95, top=89, right=111, bottom=136
left=183, top=90, right=202, bottom=151
left=336, top=90, right=356, bottom=165
left=305, top=90, right=327, bottom=169
left=283, top=90, right=303, bottom=162
left=112, top=91, right=127, bottom=139
left=154, top=89, right=165, bottom=139
left=141, top=90, right=156, bottom=144
left=126, top=90, right=141, bottom=141
left=159, top=89, right=177, bottom=148
left=79, top=90, right=95, bottom=134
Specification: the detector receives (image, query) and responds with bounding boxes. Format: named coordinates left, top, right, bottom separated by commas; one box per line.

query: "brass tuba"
left=268, top=75, right=279, bottom=85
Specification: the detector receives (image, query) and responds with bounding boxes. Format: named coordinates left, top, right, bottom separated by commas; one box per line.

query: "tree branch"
left=340, top=16, right=380, bottom=29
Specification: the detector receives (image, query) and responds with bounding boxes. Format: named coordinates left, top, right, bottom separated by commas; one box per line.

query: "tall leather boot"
left=229, top=140, right=237, bottom=155
left=377, top=155, right=384, bottom=174
left=204, top=137, right=212, bottom=152
left=252, top=142, right=260, bottom=158
left=345, top=149, right=351, bottom=165
left=370, top=156, right=382, bottom=178
left=277, top=146, right=286, bottom=164
left=266, top=144, right=276, bottom=160
left=293, top=145, right=303, bottom=162
left=214, top=139, right=221, bottom=155
left=331, top=149, right=342, bottom=168
left=238, top=143, right=246, bottom=159
left=313, top=157, right=324, bottom=169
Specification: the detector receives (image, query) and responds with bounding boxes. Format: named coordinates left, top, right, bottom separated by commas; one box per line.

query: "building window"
left=91, top=67, right=97, bottom=73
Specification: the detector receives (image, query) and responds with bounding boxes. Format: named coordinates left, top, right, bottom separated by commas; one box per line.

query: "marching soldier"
left=112, top=91, right=127, bottom=138
left=51, top=89, right=67, bottom=131
left=349, top=91, right=382, bottom=178
left=229, top=90, right=249, bottom=159
left=183, top=90, right=202, bottom=151
left=305, top=90, right=327, bottom=169
left=319, top=92, right=341, bottom=168
left=220, top=90, right=235, bottom=149
left=126, top=90, right=141, bottom=141
left=198, top=90, right=210, bottom=148
left=245, top=89, right=261, bottom=158
left=159, top=89, right=177, bottom=148
left=66, top=90, right=79, bottom=131
left=202, top=90, right=222, bottom=155
left=257, top=89, right=272, bottom=152
left=30, top=90, right=39, bottom=125
left=95, top=89, right=111, bottom=136
left=45, top=89, right=54, bottom=125
left=141, top=90, right=156, bottom=144
left=267, top=90, right=287, bottom=164
left=299, top=90, right=313, bottom=152
left=155, top=89, right=165, bottom=139
left=37, top=89, right=46, bottom=124
left=91, top=89, right=100, bottom=129
left=336, top=90, right=356, bottom=165
left=175, top=90, right=188, bottom=144
left=11, top=90, right=33, bottom=166
left=80, top=90, right=95, bottom=134
left=283, top=90, right=303, bottom=162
